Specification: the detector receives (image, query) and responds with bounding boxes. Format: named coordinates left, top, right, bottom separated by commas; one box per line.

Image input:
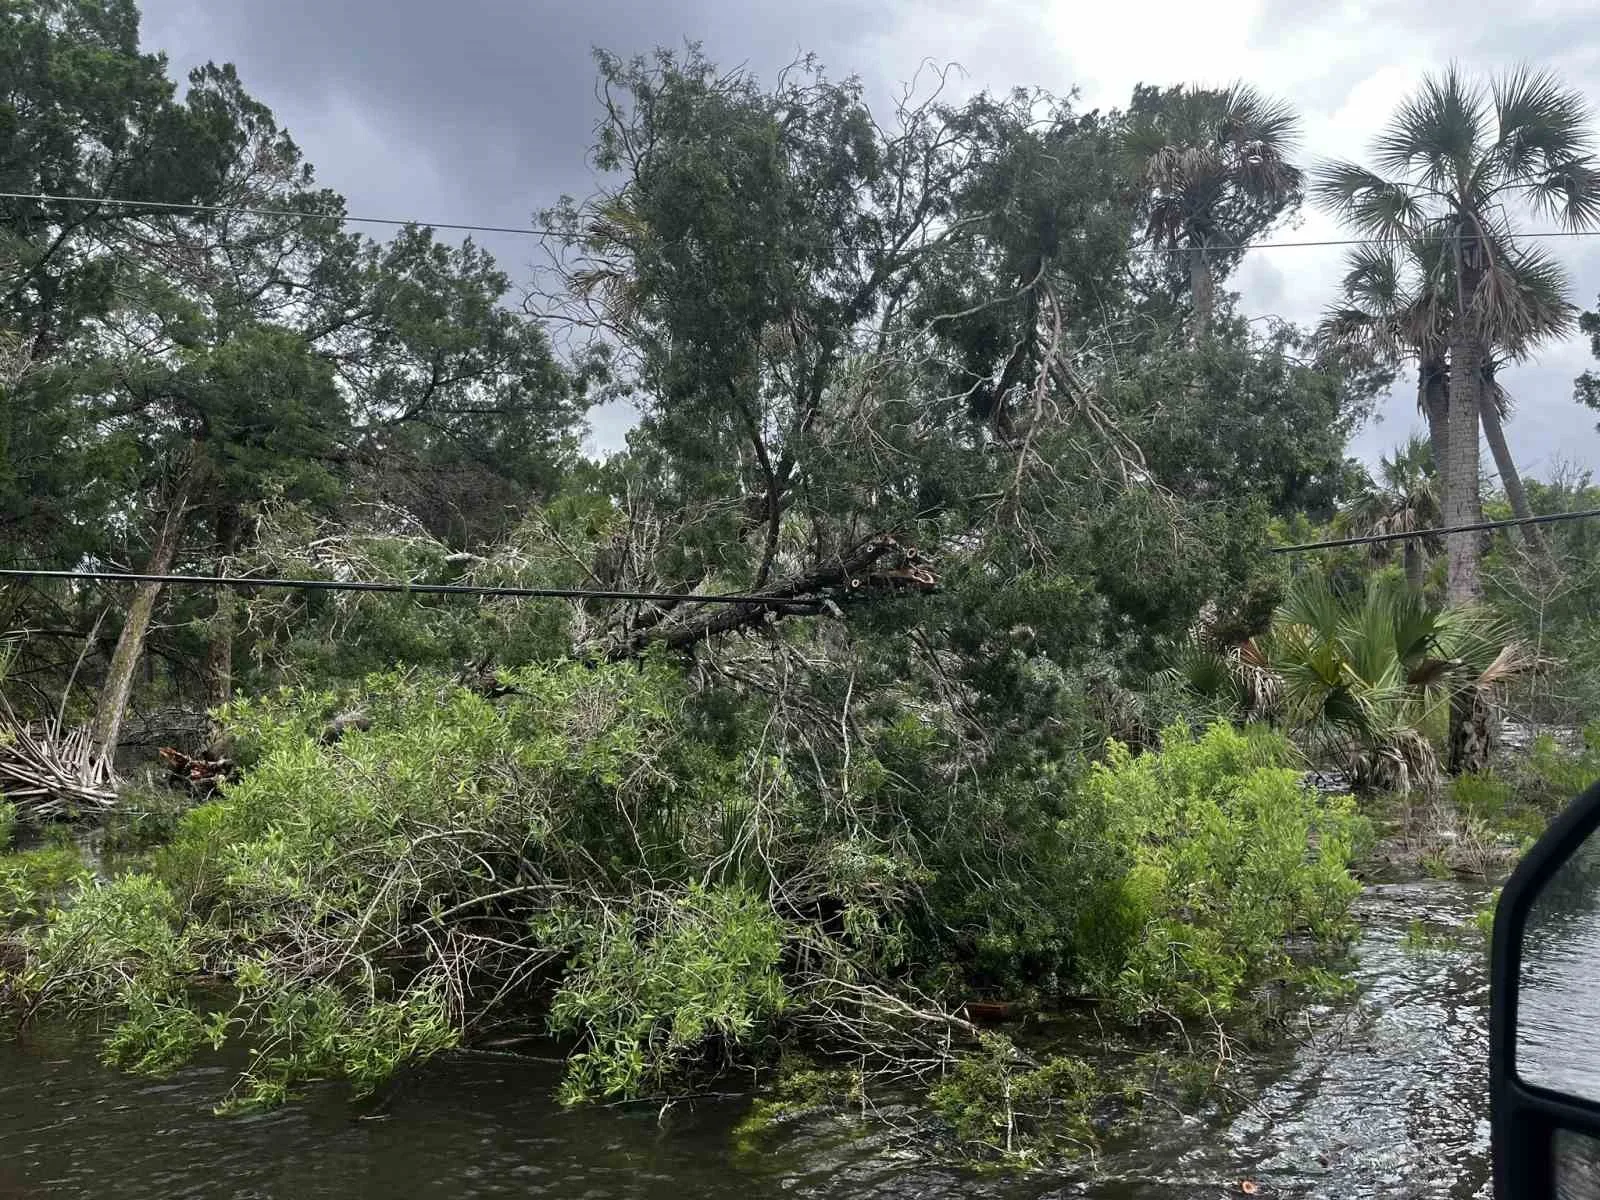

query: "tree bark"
left=1444, top=263, right=1484, bottom=606
left=205, top=503, right=241, bottom=709
left=1419, top=352, right=1448, bottom=469
left=1448, top=685, right=1496, bottom=775
left=90, top=485, right=191, bottom=759
left=607, top=535, right=906, bottom=660
left=1403, top=539, right=1425, bottom=593
left=1189, top=243, right=1214, bottom=341
left=1445, top=242, right=1486, bottom=773
left=1478, top=371, right=1545, bottom=558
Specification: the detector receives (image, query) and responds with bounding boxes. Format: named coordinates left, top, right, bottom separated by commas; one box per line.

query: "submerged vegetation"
left=3, top=0, right=1600, bottom=1172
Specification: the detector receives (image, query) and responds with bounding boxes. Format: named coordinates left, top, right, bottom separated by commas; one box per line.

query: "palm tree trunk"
left=1419, top=353, right=1448, bottom=469
left=1403, top=540, right=1425, bottom=593
left=90, top=485, right=191, bottom=759
left=1448, top=686, right=1496, bottom=775
left=1445, top=245, right=1487, bottom=774
left=1189, top=244, right=1214, bottom=341
left=1444, top=283, right=1484, bottom=606
left=1478, top=374, right=1545, bottom=558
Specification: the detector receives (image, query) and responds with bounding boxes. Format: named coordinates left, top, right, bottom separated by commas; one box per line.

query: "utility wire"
left=0, top=567, right=828, bottom=608
left=0, top=191, right=562, bottom=240
left=1271, top=507, right=1600, bottom=554
left=8, top=190, right=1600, bottom=257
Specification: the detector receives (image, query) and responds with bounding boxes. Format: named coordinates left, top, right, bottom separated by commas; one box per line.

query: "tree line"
left=4, top=0, right=1599, bottom=772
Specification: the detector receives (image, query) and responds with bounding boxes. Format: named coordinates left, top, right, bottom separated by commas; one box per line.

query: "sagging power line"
left=6, top=508, right=1598, bottom=593
left=1270, top=507, right=1600, bottom=554
left=0, top=567, right=828, bottom=609
left=9, top=190, right=1600, bottom=258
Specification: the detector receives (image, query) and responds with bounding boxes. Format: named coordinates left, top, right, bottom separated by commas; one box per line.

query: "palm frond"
left=1220, top=83, right=1302, bottom=150
left=1341, top=244, right=1409, bottom=315
left=1492, top=67, right=1594, bottom=178
left=1476, top=639, right=1535, bottom=689
left=1311, top=161, right=1423, bottom=237
left=1525, top=158, right=1600, bottom=230
left=1492, top=241, right=1576, bottom=355
left=1374, top=66, right=1487, bottom=188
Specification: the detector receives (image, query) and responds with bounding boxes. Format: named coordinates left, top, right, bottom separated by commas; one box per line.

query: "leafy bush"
left=1173, top=573, right=1532, bottom=788
left=2, top=673, right=1368, bottom=1115
left=1451, top=772, right=1546, bottom=842
left=1518, top=723, right=1600, bottom=809
left=1072, top=723, right=1366, bottom=1017
left=548, top=885, right=788, bottom=1103
left=929, top=1034, right=1107, bottom=1165
left=0, top=801, right=14, bottom=852
left=0, top=844, right=91, bottom=925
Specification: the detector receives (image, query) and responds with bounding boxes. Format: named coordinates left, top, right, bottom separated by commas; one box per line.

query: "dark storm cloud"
left=139, top=0, right=903, bottom=245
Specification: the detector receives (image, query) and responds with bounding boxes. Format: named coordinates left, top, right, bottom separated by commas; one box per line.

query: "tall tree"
left=0, top=0, right=238, bottom=578
left=1319, top=236, right=1452, bottom=463
left=1316, top=66, right=1600, bottom=604
left=1124, top=83, right=1302, bottom=339
left=3, top=29, right=580, bottom=750
left=1320, top=232, right=1569, bottom=551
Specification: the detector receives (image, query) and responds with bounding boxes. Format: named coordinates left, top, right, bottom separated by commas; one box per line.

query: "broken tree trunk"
left=90, top=479, right=192, bottom=762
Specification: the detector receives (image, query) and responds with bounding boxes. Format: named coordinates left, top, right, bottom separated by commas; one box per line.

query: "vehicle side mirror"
left=1493, top=778, right=1600, bottom=1198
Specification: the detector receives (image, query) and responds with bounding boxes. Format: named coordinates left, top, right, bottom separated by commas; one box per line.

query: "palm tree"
left=1315, top=66, right=1600, bottom=604
left=1318, top=235, right=1451, bottom=461
left=1320, top=233, right=1571, bottom=553
left=1126, top=83, right=1303, bottom=340
left=1339, top=435, right=1442, bottom=592
left=1171, top=571, right=1531, bottom=779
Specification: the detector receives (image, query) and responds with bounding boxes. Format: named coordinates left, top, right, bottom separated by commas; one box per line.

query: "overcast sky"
left=137, top=0, right=1600, bottom=478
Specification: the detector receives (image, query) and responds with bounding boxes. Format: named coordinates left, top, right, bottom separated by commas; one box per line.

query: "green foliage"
left=549, top=886, right=788, bottom=1103
left=731, top=1054, right=866, bottom=1150
left=1073, top=723, right=1365, bottom=1017
left=929, top=1034, right=1110, bottom=1165
left=0, top=844, right=90, bottom=923
left=1483, top=472, right=1600, bottom=725
left=1515, top=724, right=1600, bottom=810
left=9, top=663, right=800, bottom=1107
left=1451, top=772, right=1547, bottom=842
left=0, top=800, right=13, bottom=852
left=1178, top=571, right=1532, bottom=788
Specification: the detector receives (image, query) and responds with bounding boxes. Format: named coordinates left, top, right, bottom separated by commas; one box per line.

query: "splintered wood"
left=0, top=705, right=116, bottom=818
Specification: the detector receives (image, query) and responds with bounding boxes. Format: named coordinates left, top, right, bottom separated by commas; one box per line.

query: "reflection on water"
left=1557, top=1128, right=1600, bottom=1200
left=1518, top=834, right=1600, bottom=1104
left=0, top=881, right=1498, bottom=1200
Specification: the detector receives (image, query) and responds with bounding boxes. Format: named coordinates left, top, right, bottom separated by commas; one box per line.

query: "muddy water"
left=0, top=879, right=1497, bottom=1200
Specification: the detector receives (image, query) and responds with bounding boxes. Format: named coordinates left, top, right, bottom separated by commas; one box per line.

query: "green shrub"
left=0, top=844, right=91, bottom=924
left=1520, top=724, right=1600, bottom=810
left=1072, top=723, right=1366, bottom=1017
left=929, top=1034, right=1110, bottom=1165
left=5, top=663, right=806, bottom=1109
left=0, top=672, right=1370, bottom=1119
left=1451, top=772, right=1546, bottom=842
left=0, top=801, right=14, bottom=852
left=548, top=885, right=788, bottom=1103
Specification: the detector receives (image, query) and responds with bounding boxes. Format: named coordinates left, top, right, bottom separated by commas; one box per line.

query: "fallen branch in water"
left=0, top=697, right=116, bottom=818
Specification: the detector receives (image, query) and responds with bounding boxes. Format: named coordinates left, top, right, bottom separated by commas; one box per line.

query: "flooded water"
left=0, top=879, right=1498, bottom=1200
left=1518, top=830, right=1600, bottom=1106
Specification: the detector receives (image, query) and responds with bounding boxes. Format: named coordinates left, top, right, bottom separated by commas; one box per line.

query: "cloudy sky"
left=137, top=0, right=1600, bottom=477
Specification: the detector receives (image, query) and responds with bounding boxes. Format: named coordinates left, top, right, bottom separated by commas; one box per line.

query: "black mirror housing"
left=1492, top=778, right=1600, bottom=1197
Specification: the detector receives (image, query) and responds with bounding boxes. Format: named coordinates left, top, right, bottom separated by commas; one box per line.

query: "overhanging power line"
left=1271, top=507, right=1600, bottom=554
left=8, top=190, right=1600, bottom=257
left=0, top=567, right=827, bottom=608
